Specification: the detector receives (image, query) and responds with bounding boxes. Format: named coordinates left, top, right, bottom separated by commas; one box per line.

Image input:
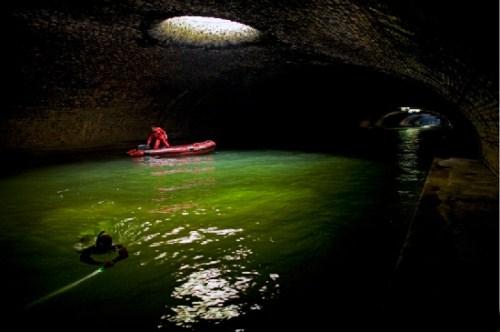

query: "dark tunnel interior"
left=163, top=63, right=480, bottom=160
left=2, top=1, right=499, bottom=332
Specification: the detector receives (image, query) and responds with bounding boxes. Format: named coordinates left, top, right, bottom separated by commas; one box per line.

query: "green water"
left=0, top=147, right=425, bottom=330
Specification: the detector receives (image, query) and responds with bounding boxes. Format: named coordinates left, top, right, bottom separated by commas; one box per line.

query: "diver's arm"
left=111, top=245, right=129, bottom=263
left=80, top=247, right=102, bottom=265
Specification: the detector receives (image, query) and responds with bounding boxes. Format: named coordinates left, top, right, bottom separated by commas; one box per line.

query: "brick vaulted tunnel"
left=4, top=1, right=499, bottom=331
left=5, top=0, right=499, bottom=172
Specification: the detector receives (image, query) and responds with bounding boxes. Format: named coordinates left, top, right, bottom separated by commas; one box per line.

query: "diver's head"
left=96, top=232, right=113, bottom=250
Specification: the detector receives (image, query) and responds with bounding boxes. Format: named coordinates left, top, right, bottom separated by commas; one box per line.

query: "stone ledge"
left=389, top=157, right=499, bottom=331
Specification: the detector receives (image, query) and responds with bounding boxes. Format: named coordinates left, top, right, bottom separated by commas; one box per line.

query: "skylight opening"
left=150, top=16, right=261, bottom=47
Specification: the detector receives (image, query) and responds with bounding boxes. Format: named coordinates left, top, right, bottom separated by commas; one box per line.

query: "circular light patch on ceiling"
left=150, top=16, right=261, bottom=46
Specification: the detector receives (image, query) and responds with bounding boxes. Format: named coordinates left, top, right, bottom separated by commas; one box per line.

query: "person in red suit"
left=147, top=125, right=170, bottom=149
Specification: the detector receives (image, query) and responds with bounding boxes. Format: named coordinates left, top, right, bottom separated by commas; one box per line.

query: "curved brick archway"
left=4, top=1, right=498, bottom=171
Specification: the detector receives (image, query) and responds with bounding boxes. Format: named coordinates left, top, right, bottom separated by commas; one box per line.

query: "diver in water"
left=80, top=231, right=128, bottom=267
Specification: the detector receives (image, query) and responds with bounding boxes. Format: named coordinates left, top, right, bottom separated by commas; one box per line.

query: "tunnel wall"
left=4, top=1, right=498, bottom=172
left=3, top=107, right=153, bottom=149
left=4, top=6, right=275, bottom=150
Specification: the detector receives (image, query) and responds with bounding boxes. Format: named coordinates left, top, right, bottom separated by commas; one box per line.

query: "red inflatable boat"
left=127, top=140, right=216, bottom=157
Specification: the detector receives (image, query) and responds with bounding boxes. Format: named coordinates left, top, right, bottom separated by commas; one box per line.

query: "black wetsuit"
left=80, top=244, right=128, bottom=266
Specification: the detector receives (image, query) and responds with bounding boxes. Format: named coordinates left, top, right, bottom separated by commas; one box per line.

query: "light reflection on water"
left=0, top=147, right=432, bottom=331
left=123, top=215, right=279, bottom=328
left=118, top=155, right=280, bottom=329
left=162, top=264, right=279, bottom=328
left=397, top=129, right=421, bottom=176
left=396, top=129, right=425, bottom=207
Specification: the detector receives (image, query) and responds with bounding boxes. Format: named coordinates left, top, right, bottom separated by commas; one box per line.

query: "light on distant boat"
left=400, top=107, right=421, bottom=113
left=376, top=107, right=452, bottom=129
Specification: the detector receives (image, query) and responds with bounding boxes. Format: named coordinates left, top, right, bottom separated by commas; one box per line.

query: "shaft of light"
left=26, top=268, right=103, bottom=309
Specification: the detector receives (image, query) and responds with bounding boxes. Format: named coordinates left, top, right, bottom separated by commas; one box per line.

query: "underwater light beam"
left=26, top=268, right=104, bottom=308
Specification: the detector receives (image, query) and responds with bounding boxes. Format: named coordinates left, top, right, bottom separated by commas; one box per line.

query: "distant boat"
left=127, top=140, right=216, bottom=157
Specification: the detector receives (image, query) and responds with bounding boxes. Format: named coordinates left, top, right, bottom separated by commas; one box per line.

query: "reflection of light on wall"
left=151, top=16, right=261, bottom=46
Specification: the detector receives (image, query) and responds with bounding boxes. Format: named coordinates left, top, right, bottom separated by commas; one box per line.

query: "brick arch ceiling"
left=6, top=0, right=498, bottom=172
